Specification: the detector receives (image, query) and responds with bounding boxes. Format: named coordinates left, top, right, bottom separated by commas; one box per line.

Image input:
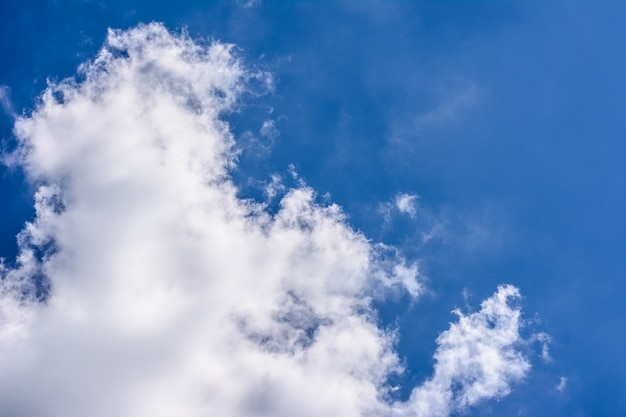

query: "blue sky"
left=0, top=1, right=625, bottom=416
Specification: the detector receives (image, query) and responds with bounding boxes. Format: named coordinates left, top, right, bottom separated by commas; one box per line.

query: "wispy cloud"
left=0, top=85, right=16, bottom=117
left=379, top=193, right=419, bottom=224
left=0, top=24, right=538, bottom=417
left=260, top=118, right=279, bottom=140
left=414, top=79, right=481, bottom=131
left=237, top=0, right=261, bottom=9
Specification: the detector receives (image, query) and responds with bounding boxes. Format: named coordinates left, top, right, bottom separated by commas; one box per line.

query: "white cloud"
left=0, top=23, right=536, bottom=417
left=397, top=285, right=531, bottom=417
left=264, top=173, right=285, bottom=200
left=395, top=193, right=418, bottom=217
left=379, top=193, right=419, bottom=225
left=556, top=376, right=568, bottom=392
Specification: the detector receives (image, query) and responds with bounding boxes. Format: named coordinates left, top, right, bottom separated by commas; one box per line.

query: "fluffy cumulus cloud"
left=397, top=285, right=530, bottom=417
left=0, top=23, right=534, bottom=417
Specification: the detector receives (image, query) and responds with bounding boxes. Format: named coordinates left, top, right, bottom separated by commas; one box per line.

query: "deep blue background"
left=1, top=1, right=625, bottom=415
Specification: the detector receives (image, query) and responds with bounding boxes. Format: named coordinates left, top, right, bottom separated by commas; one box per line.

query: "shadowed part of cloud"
left=0, top=23, right=534, bottom=417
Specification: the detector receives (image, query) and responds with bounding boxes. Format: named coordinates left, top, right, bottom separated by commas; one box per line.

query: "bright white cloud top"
left=0, top=24, right=534, bottom=417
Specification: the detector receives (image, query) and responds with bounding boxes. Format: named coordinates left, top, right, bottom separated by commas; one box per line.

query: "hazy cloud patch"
left=414, top=79, right=481, bottom=131
left=0, top=85, right=16, bottom=117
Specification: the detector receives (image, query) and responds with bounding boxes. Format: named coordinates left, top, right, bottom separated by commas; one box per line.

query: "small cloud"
left=238, top=118, right=280, bottom=157
left=399, top=285, right=535, bottom=416
left=395, top=193, right=418, bottom=217
left=378, top=193, right=419, bottom=225
left=0, top=85, right=16, bottom=117
left=260, top=119, right=279, bottom=141
left=421, top=221, right=443, bottom=244
left=555, top=376, right=568, bottom=392
left=264, top=173, right=285, bottom=200
left=531, top=332, right=553, bottom=363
